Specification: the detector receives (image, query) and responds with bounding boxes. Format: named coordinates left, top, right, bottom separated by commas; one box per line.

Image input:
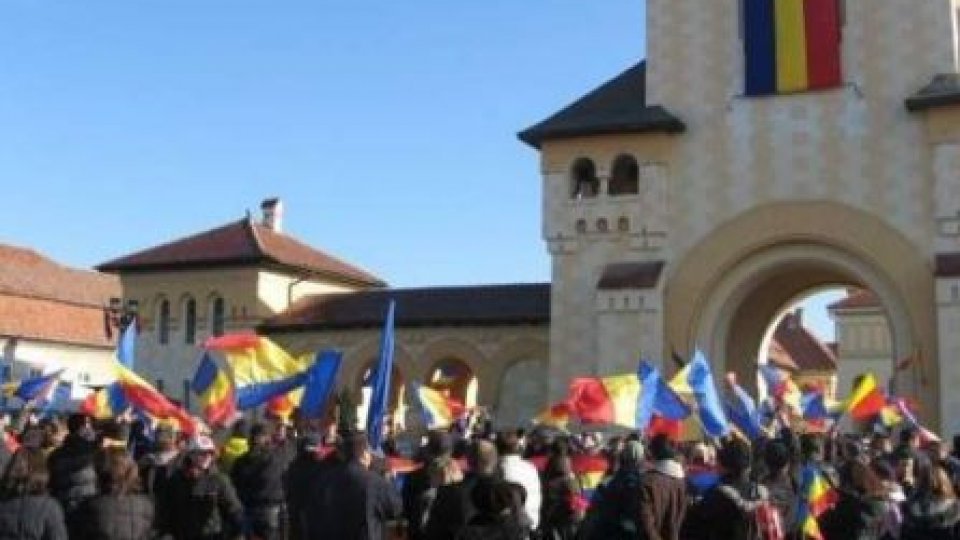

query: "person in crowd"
left=685, top=442, right=719, bottom=501
left=218, top=420, right=249, bottom=475
left=0, top=448, right=67, bottom=540
left=901, top=464, right=960, bottom=540
left=231, top=423, right=292, bottom=540
left=684, top=438, right=769, bottom=540
left=76, top=447, right=154, bottom=540
left=580, top=439, right=644, bottom=539
left=423, top=454, right=470, bottom=540
left=455, top=477, right=528, bottom=540
left=285, top=433, right=328, bottom=540
left=304, top=430, right=402, bottom=540
left=405, top=431, right=455, bottom=540
left=820, top=460, right=888, bottom=540
left=761, top=440, right=799, bottom=538
left=138, top=423, right=182, bottom=497
left=162, top=435, right=244, bottom=540
left=47, top=413, right=98, bottom=537
left=639, top=434, right=687, bottom=540
left=498, top=430, right=542, bottom=532
left=871, top=459, right=905, bottom=540
left=539, top=449, right=582, bottom=540
left=38, top=418, right=65, bottom=458
left=462, top=439, right=499, bottom=522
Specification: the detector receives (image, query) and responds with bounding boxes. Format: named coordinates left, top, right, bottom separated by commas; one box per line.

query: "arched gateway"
left=519, top=0, right=960, bottom=432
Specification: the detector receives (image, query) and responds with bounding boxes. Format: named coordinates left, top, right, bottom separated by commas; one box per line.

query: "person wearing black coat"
left=162, top=436, right=244, bottom=540
left=304, top=432, right=402, bottom=540
left=46, top=413, right=98, bottom=537
left=231, top=423, right=294, bottom=540
left=284, top=434, right=330, bottom=540
left=76, top=448, right=154, bottom=540
left=455, top=477, right=527, bottom=540
left=0, top=448, right=68, bottom=540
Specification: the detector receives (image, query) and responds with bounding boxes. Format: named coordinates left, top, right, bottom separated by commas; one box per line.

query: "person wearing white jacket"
left=497, top=431, right=542, bottom=531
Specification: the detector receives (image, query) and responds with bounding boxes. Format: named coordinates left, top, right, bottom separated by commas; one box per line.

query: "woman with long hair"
left=539, top=452, right=583, bottom=540
left=0, top=448, right=67, bottom=539
left=901, top=464, right=960, bottom=540
left=75, top=447, right=154, bottom=540
left=820, top=460, right=888, bottom=540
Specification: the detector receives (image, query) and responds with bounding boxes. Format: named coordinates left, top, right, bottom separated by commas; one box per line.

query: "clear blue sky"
left=0, top=0, right=645, bottom=285
left=0, top=1, right=841, bottom=340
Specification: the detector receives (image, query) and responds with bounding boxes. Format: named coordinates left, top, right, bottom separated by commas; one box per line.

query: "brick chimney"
left=789, top=307, right=804, bottom=329
left=261, top=198, right=283, bottom=233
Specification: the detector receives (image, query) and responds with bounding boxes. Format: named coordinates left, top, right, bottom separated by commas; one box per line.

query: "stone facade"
left=529, top=0, right=960, bottom=431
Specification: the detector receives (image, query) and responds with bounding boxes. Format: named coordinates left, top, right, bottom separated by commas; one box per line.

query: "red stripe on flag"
left=804, top=0, right=842, bottom=89
left=568, top=378, right=615, bottom=425
left=850, top=389, right=886, bottom=421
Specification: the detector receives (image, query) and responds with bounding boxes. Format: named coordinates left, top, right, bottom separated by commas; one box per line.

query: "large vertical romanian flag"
left=205, top=333, right=308, bottom=410
left=744, top=0, right=842, bottom=96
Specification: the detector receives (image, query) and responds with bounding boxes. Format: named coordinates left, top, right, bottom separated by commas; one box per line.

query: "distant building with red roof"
left=0, top=244, right=121, bottom=396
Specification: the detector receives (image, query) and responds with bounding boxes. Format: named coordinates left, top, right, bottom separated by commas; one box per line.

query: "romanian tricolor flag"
left=191, top=353, right=237, bottom=427
left=796, top=464, right=838, bottom=540
left=669, top=351, right=729, bottom=438
left=116, top=364, right=197, bottom=435
left=760, top=364, right=802, bottom=415
left=845, top=373, right=886, bottom=421
left=744, top=0, right=842, bottom=96
left=413, top=382, right=465, bottom=430
left=535, top=402, right=572, bottom=429
left=568, top=374, right=643, bottom=428
left=205, top=333, right=308, bottom=410
left=80, top=383, right=129, bottom=419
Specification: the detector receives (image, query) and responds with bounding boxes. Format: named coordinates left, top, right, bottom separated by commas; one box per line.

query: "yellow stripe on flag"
left=601, top=374, right=641, bottom=427
left=775, top=0, right=809, bottom=92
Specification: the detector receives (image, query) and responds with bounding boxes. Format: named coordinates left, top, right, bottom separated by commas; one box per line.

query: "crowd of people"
left=0, top=410, right=959, bottom=540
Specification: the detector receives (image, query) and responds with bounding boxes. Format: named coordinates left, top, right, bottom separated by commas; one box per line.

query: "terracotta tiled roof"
left=518, top=62, right=685, bottom=149
left=828, top=289, right=881, bottom=310
left=0, top=244, right=118, bottom=347
left=260, top=283, right=550, bottom=331
left=597, top=261, right=664, bottom=290
left=768, top=312, right=837, bottom=373
left=97, top=218, right=385, bottom=287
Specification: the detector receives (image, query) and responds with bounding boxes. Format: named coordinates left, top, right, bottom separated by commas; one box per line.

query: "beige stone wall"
left=256, top=270, right=357, bottom=315
left=0, top=337, right=114, bottom=399
left=833, top=308, right=895, bottom=399
left=535, top=1, right=959, bottom=426
left=269, top=324, right=549, bottom=428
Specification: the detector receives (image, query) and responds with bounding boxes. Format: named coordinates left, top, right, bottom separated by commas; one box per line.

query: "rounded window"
left=570, top=158, right=599, bottom=199
left=609, top=154, right=639, bottom=196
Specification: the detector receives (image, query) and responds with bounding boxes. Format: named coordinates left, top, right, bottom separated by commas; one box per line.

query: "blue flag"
left=40, top=382, right=73, bottom=413
left=687, top=351, right=730, bottom=438
left=12, top=370, right=64, bottom=402
left=637, top=360, right=691, bottom=429
left=300, top=350, right=343, bottom=419
left=724, top=375, right=762, bottom=440
left=366, top=300, right=396, bottom=452
left=117, top=322, right=137, bottom=369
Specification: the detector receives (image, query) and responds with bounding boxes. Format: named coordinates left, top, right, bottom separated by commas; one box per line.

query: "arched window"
left=158, top=300, right=171, bottom=345
left=211, top=297, right=226, bottom=337
left=609, top=154, right=639, bottom=195
left=184, top=298, right=197, bottom=345
left=570, top=158, right=599, bottom=199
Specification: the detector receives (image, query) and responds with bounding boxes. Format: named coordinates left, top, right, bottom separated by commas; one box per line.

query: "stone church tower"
left=521, top=0, right=960, bottom=431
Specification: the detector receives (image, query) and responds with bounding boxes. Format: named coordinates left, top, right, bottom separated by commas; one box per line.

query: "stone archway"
left=664, top=201, right=938, bottom=424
